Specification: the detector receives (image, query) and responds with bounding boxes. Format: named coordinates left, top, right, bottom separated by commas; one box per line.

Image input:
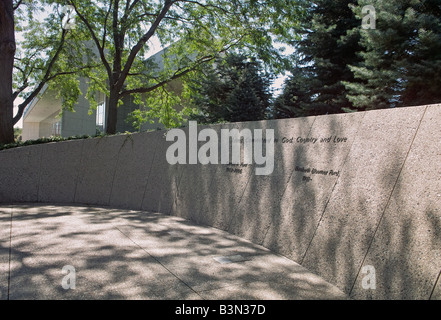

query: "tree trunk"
left=0, top=0, right=15, bottom=144
left=106, top=90, right=119, bottom=135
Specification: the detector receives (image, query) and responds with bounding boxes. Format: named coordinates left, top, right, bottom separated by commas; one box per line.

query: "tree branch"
left=14, top=81, right=46, bottom=125
left=136, top=12, right=197, bottom=24
left=122, top=0, right=142, bottom=24
left=12, top=65, right=34, bottom=100
left=120, top=54, right=216, bottom=97
left=45, top=64, right=100, bottom=82
left=117, top=0, right=175, bottom=91
left=13, top=0, right=24, bottom=11
left=120, top=34, right=245, bottom=98
left=13, top=64, right=98, bottom=125
left=13, top=82, right=28, bottom=100
left=101, top=0, right=113, bottom=49
left=13, top=27, right=68, bottom=124
left=68, top=0, right=113, bottom=81
left=112, top=0, right=122, bottom=84
left=176, top=0, right=231, bottom=15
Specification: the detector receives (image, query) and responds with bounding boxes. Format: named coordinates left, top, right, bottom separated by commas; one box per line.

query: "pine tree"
left=190, top=54, right=272, bottom=124
left=275, top=0, right=362, bottom=118
left=273, top=68, right=316, bottom=118
left=344, top=0, right=441, bottom=110
left=400, top=0, right=441, bottom=106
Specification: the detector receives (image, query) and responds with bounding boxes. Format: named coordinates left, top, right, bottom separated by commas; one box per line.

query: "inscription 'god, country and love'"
left=224, top=134, right=349, bottom=175
left=282, top=136, right=348, bottom=144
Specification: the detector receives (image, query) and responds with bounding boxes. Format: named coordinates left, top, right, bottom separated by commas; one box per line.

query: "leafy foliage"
left=13, top=1, right=93, bottom=123
left=0, top=133, right=92, bottom=151
left=40, top=0, right=305, bottom=132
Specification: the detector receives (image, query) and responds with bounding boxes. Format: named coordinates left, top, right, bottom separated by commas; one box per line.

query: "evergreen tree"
left=345, top=0, right=441, bottom=110
left=275, top=0, right=362, bottom=118
left=190, top=54, right=273, bottom=124
left=273, top=68, right=316, bottom=118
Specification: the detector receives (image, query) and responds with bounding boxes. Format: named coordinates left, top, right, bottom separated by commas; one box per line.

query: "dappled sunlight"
left=1, top=205, right=348, bottom=300
left=1, top=104, right=440, bottom=300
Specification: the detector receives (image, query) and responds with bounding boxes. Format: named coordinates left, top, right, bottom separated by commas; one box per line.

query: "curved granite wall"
left=1, top=104, right=440, bottom=300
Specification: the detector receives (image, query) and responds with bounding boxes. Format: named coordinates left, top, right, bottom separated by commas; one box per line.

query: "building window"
left=96, top=102, right=106, bottom=132
left=52, top=121, right=62, bottom=136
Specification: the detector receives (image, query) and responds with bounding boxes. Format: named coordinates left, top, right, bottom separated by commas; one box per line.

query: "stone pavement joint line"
left=0, top=204, right=349, bottom=300
left=114, top=225, right=201, bottom=298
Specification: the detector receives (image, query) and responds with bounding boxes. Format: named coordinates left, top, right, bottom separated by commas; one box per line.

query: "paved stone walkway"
left=0, top=204, right=348, bottom=300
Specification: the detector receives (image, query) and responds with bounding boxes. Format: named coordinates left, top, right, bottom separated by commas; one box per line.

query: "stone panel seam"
left=107, top=137, right=129, bottom=206
left=300, top=112, right=367, bottom=266
left=261, top=116, right=318, bottom=246
left=209, top=121, right=247, bottom=230
left=224, top=168, right=253, bottom=234
left=170, top=165, right=185, bottom=216
left=73, top=139, right=86, bottom=203
left=140, top=135, right=161, bottom=211
left=429, top=269, right=441, bottom=300
left=114, top=225, right=202, bottom=298
left=6, top=207, right=13, bottom=300
left=35, top=146, right=44, bottom=203
left=348, top=105, right=429, bottom=296
left=98, top=137, right=120, bottom=206
left=223, top=122, right=252, bottom=232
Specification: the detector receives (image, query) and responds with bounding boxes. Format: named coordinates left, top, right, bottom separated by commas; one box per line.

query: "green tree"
left=13, top=126, right=21, bottom=141
left=1, top=0, right=304, bottom=142
left=273, top=68, right=316, bottom=118
left=0, top=0, right=90, bottom=144
left=46, top=0, right=304, bottom=133
left=0, top=0, right=16, bottom=143
left=189, top=54, right=273, bottom=124
left=275, top=0, right=362, bottom=118
left=344, top=0, right=441, bottom=110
